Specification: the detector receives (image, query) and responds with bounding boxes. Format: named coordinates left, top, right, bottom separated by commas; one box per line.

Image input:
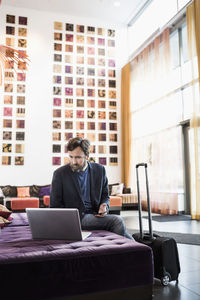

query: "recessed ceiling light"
left=113, top=1, right=120, bottom=7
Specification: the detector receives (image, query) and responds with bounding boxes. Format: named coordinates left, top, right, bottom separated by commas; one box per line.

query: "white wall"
left=0, top=4, right=129, bottom=186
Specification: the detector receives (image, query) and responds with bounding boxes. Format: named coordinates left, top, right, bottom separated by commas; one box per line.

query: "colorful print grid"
left=1, top=14, right=28, bottom=166
left=52, top=22, right=118, bottom=166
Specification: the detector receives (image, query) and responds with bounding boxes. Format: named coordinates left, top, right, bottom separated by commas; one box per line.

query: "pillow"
left=0, top=188, right=4, bottom=197
left=17, top=187, right=30, bottom=198
left=111, top=183, right=124, bottom=196
left=108, top=183, right=119, bottom=196
left=1, top=185, right=17, bottom=197
left=0, top=204, right=12, bottom=219
left=39, top=185, right=51, bottom=197
left=30, top=185, right=40, bottom=197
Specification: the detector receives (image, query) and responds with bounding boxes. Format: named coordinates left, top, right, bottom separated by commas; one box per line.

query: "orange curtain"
left=121, top=62, right=131, bottom=187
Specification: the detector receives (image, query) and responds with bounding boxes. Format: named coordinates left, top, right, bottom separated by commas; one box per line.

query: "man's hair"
left=66, top=137, right=90, bottom=156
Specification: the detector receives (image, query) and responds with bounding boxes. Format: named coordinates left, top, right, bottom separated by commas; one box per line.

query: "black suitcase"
left=132, top=163, right=181, bottom=286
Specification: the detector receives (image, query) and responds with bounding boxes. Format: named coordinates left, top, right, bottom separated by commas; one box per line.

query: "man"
left=50, top=137, right=133, bottom=240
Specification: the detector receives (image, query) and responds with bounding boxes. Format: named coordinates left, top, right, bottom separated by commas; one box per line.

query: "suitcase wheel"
left=161, top=272, right=171, bottom=286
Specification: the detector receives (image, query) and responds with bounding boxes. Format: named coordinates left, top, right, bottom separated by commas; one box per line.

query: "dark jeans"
left=81, top=213, right=134, bottom=240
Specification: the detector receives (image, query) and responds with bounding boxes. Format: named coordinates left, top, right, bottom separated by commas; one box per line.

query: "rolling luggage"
left=132, top=163, right=181, bottom=286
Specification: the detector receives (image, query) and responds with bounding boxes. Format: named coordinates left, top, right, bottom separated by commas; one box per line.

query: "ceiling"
left=2, top=0, right=149, bottom=25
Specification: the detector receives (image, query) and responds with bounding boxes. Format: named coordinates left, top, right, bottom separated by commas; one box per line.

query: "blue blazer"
left=50, top=162, right=110, bottom=218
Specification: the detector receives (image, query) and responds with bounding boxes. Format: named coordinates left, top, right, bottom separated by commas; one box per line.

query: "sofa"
left=0, top=184, right=122, bottom=214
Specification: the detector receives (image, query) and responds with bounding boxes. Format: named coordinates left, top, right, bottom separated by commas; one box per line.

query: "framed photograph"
left=76, top=110, right=84, bottom=118
left=3, top=119, right=12, bottom=128
left=108, top=48, right=115, bottom=57
left=87, top=57, right=95, bottom=65
left=6, top=37, right=14, bottom=47
left=110, top=145, right=118, bottom=154
left=53, top=120, right=61, bottom=129
left=99, top=157, right=107, bottom=166
left=87, top=26, right=95, bottom=34
left=65, top=55, right=73, bottom=64
left=19, top=16, right=28, bottom=25
left=77, top=66, right=84, bottom=75
left=87, top=78, right=95, bottom=86
left=54, top=43, right=62, bottom=51
left=66, top=23, right=74, bottom=31
left=98, top=48, right=105, bottom=56
left=65, top=77, right=73, bottom=84
left=65, top=87, right=73, bottom=96
left=66, top=34, right=74, bottom=42
left=15, top=156, right=24, bottom=165
left=4, top=95, right=13, bottom=104
left=6, top=26, right=15, bottom=35
left=77, top=56, right=84, bottom=64
left=53, top=144, right=61, bottom=153
left=90, top=145, right=96, bottom=154
left=18, top=27, right=27, bottom=37
left=76, top=88, right=84, bottom=97
left=3, top=131, right=12, bottom=140
left=65, top=45, right=73, bottom=52
left=98, top=100, right=106, bottom=108
left=108, top=59, right=116, bottom=67
left=76, top=121, right=84, bottom=130
left=65, top=132, right=73, bottom=141
left=54, top=32, right=62, bottom=41
left=65, top=121, right=73, bottom=129
left=54, top=54, right=62, bottom=62
left=98, top=111, right=106, bottom=119
left=16, top=108, right=25, bottom=117
left=109, top=123, right=117, bottom=131
left=53, top=64, right=62, bottom=73
left=87, top=133, right=96, bottom=142
left=89, top=157, right=96, bottom=163
left=53, top=97, right=61, bottom=108
left=88, top=89, right=95, bottom=97
left=52, top=132, right=61, bottom=141
left=77, top=46, right=84, bottom=54
left=2, top=156, right=11, bottom=165
left=98, top=28, right=105, bottom=36
left=6, top=14, right=15, bottom=24
left=98, top=145, right=106, bottom=154
left=109, top=101, right=117, bottom=109
left=87, top=68, right=95, bottom=76
left=98, top=38, right=105, bottom=46
left=65, top=65, right=73, bottom=74
left=98, top=122, right=106, bottom=130
left=52, top=157, right=61, bottom=166
left=16, top=120, right=25, bottom=129
left=17, top=84, right=26, bottom=93
left=65, top=110, right=73, bottom=118
left=110, top=157, right=118, bottom=166
left=4, top=107, right=12, bottom=116
left=87, top=37, right=95, bottom=45
left=4, top=83, right=13, bottom=92
left=109, top=80, right=116, bottom=88
left=87, top=122, right=95, bottom=130
left=98, top=79, right=105, bottom=87
left=16, top=144, right=25, bottom=154
left=88, top=47, right=95, bottom=55
left=53, top=109, right=61, bottom=118
left=54, top=22, right=63, bottom=30
left=2, top=143, right=12, bottom=153
left=18, top=61, right=27, bottom=70
left=108, top=69, right=116, bottom=77
left=64, top=157, right=70, bottom=165
left=65, top=98, right=73, bottom=107
left=16, top=132, right=25, bottom=141
left=98, top=58, right=105, bottom=66
left=17, top=96, right=25, bottom=105
left=76, top=77, right=84, bottom=85
left=109, top=111, right=117, bottom=120
left=87, top=99, right=95, bottom=108
left=76, top=35, right=84, bottom=43
left=109, top=90, right=116, bottom=99
left=77, top=99, right=84, bottom=107
left=98, top=68, right=105, bottom=77
left=98, top=89, right=105, bottom=98
left=98, top=133, right=106, bottom=142
left=53, top=86, right=61, bottom=95
left=108, top=29, right=115, bottom=37
left=76, top=132, right=85, bottom=139
left=76, top=25, right=84, bottom=33
left=87, top=110, right=95, bottom=119
left=108, top=40, right=115, bottom=47
left=53, top=75, right=61, bottom=84
left=17, top=73, right=26, bottom=81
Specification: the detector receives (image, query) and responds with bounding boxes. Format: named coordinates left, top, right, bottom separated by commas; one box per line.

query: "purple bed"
left=0, top=213, right=154, bottom=300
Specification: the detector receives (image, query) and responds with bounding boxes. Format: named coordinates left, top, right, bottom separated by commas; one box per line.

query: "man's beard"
left=70, top=159, right=87, bottom=172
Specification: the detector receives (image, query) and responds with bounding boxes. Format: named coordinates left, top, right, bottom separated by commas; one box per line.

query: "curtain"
left=121, top=62, right=131, bottom=188
left=187, top=0, right=200, bottom=220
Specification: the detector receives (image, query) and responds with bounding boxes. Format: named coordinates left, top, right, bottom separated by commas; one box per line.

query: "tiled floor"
left=121, top=210, right=200, bottom=300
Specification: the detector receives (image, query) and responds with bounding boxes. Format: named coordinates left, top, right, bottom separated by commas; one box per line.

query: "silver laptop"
left=26, top=208, right=91, bottom=241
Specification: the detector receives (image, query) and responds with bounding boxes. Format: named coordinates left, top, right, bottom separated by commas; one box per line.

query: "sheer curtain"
left=187, top=0, right=200, bottom=220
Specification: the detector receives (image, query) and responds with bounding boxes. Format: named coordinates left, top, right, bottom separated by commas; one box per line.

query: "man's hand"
left=95, top=203, right=107, bottom=217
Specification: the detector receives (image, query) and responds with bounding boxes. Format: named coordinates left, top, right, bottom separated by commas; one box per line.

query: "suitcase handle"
left=136, top=163, right=153, bottom=240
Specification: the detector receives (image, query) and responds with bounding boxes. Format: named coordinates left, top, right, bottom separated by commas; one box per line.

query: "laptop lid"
left=26, top=208, right=91, bottom=240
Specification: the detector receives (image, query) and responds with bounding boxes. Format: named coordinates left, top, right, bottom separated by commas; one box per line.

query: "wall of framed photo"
left=0, top=4, right=128, bottom=185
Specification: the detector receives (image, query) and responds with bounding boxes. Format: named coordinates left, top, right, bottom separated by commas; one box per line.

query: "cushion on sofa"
left=111, top=183, right=124, bottom=196
left=17, top=187, right=30, bottom=198
left=39, top=185, right=51, bottom=197
left=0, top=204, right=12, bottom=219
left=0, top=188, right=4, bottom=197
left=1, top=185, right=17, bottom=197
left=30, top=185, right=40, bottom=197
